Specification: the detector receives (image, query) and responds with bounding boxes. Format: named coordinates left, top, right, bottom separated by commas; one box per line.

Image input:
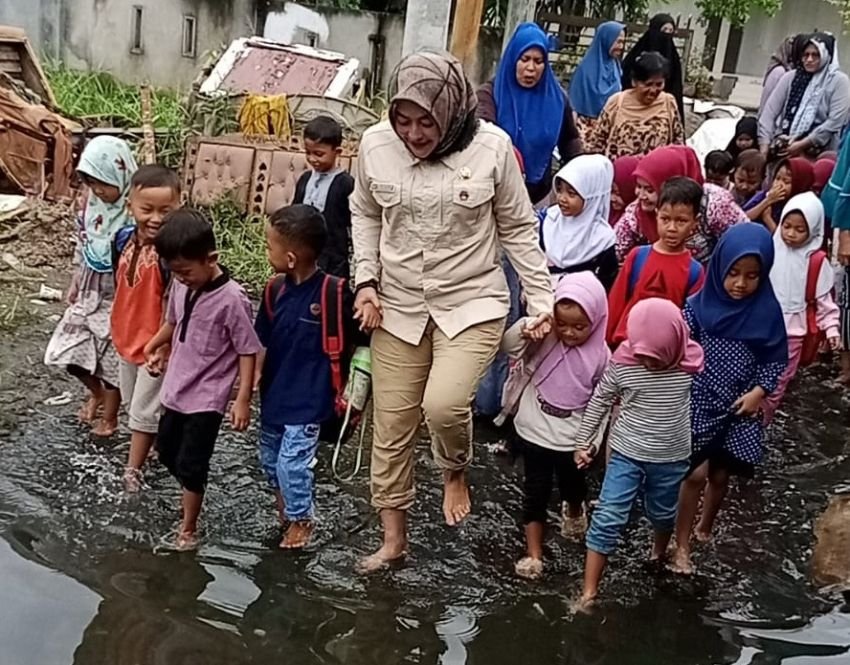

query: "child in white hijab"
left=540, top=154, right=619, bottom=290
left=763, top=192, right=840, bottom=423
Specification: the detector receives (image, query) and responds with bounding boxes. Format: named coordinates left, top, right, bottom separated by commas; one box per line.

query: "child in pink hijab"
left=498, top=272, right=610, bottom=580
left=573, top=298, right=703, bottom=609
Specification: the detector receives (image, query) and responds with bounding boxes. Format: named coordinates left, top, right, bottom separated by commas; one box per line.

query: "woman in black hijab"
left=622, top=13, right=684, bottom=120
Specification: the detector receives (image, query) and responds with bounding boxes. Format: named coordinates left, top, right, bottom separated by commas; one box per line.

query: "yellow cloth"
left=238, top=94, right=291, bottom=139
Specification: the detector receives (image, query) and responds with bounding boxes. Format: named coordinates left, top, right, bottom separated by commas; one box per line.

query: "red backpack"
left=262, top=273, right=348, bottom=411
left=799, top=250, right=828, bottom=368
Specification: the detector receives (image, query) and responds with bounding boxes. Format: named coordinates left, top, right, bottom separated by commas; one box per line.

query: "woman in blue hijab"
left=569, top=21, right=626, bottom=139
left=477, top=22, right=582, bottom=204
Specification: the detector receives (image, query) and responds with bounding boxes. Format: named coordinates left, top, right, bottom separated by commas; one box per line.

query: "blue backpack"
left=627, top=245, right=701, bottom=301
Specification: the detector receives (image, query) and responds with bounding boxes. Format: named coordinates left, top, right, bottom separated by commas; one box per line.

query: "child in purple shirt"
left=145, top=209, right=262, bottom=550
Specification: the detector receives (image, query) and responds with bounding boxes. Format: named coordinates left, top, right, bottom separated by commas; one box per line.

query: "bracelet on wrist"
left=355, top=280, right=378, bottom=294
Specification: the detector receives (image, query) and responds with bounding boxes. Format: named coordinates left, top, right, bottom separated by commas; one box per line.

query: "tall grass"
left=45, top=62, right=185, bottom=128
left=44, top=62, right=188, bottom=167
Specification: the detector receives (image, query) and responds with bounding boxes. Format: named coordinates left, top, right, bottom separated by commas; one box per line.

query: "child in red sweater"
left=607, top=177, right=705, bottom=345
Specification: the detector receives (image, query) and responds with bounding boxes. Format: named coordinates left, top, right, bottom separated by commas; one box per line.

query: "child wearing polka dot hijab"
left=671, top=224, right=788, bottom=575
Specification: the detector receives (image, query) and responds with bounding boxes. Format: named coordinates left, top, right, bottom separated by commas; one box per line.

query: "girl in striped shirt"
left=573, top=298, right=704, bottom=609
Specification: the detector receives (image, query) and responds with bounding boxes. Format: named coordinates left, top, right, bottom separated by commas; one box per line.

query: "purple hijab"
left=534, top=272, right=610, bottom=410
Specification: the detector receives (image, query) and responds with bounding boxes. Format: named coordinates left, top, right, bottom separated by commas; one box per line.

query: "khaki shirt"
left=351, top=120, right=553, bottom=345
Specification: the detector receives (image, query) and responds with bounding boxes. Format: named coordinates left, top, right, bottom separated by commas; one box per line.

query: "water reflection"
left=0, top=361, right=847, bottom=664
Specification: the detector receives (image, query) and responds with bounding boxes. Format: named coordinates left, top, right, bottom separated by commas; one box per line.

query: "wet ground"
left=1, top=286, right=850, bottom=665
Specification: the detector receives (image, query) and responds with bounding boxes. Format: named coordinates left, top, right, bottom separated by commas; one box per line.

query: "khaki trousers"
left=370, top=318, right=504, bottom=510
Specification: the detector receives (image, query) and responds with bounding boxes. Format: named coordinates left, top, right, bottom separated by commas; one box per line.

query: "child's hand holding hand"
left=144, top=345, right=168, bottom=377
left=734, top=386, right=766, bottom=417
left=828, top=335, right=841, bottom=351
left=354, top=286, right=383, bottom=333
left=574, top=445, right=596, bottom=470
left=229, top=397, right=251, bottom=431
left=521, top=313, right=552, bottom=341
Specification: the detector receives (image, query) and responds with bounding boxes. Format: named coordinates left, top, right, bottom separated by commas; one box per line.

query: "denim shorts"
left=258, top=423, right=321, bottom=521
left=586, top=451, right=689, bottom=556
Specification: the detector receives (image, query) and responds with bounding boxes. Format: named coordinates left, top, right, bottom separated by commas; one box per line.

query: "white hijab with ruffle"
left=770, top=192, right=832, bottom=315
left=542, top=154, right=615, bottom=268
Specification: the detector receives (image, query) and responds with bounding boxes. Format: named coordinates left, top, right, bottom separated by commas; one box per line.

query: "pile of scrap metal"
left=0, top=26, right=76, bottom=203
left=184, top=37, right=378, bottom=214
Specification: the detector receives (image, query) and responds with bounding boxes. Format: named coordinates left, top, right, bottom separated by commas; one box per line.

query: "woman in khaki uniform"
left=351, top=51, right=553, bottom=572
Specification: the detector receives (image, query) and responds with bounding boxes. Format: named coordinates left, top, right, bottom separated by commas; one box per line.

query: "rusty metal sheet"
left=220, top=49, right=341, bottom=96
left=200, top=39, right=359, bottom=99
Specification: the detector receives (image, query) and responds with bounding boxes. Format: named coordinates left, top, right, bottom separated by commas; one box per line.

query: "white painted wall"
left=264, top=3, right=404, bottom=89
left=0, top=0, right=256, bottom=89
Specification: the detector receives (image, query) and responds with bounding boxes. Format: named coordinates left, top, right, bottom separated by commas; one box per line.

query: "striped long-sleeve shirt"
left=576, top=363, right=694, bottom=463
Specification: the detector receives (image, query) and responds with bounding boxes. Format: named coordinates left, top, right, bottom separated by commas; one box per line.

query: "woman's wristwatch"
left=355, top=280, right=379, bottom=294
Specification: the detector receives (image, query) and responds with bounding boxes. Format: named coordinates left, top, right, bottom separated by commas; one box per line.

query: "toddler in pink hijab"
left=499, top=271, right=610, bottom=580
left=573, top=298, right=703, bottom=608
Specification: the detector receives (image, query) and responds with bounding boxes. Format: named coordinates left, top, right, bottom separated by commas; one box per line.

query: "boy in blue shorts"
left=255, top=204, right=361, bottom=549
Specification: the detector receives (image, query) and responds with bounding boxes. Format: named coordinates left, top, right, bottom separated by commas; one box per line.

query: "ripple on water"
left=0, top=366, right=848, bottom=664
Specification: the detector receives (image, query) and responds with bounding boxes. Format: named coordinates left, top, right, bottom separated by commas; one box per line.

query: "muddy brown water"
left=1, top=301, right=849, bottom=665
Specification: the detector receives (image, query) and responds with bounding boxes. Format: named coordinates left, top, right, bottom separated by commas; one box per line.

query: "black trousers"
left=157, top=408, right=223, bottom=493
left=521, top=438, right=588, bottom=524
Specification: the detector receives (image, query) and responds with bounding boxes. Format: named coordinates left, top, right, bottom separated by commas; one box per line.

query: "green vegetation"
left=44, top=63, right=189, bottom=168
left=45, top=63, right=185, bottom=127
left=695, top=0, right=782, bottom=25
left=206, top=198, right=271, bottom=295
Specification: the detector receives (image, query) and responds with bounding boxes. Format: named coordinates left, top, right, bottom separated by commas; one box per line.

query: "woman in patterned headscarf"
left=350, top=51, right=553, bottom=573
left=759, top=32, right=850, bottom=157
left=45, top=136, right=138, bottom=437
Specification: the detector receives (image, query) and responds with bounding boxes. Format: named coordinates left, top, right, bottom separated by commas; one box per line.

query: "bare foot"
left=570, top=593, right=597, bottom=614
left=515, top=556, right=544, bottom=580
left=356, top=541, right=407, bottom=574
left=668, top=548, right=695, bottom=575
left=91, top=418, right=118, bottom=438
left=279, top=520, right=314, bottom=549
left=176, top=530, right=199, bottom=552
left=123, top=467, right=144, bottom=493
left=78, top=396, right=101, bottom=424
left=442, top=469, right=471, bottom=526
left=561, top=503, right=588, bottom=541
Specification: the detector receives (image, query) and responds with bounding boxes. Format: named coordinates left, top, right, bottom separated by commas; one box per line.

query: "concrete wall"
left=263, top=2, right=502, bottom=89
left=264, top=3, right=404, bottom=90
left=0, top=0, right=62, bottom=58
left=0, top=0, right=255, bottom=88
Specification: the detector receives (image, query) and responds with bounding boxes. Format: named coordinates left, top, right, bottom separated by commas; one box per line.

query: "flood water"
left=1, top=327, right=849, bottom=664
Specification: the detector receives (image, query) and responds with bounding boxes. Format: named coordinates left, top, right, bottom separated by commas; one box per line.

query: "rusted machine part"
left=811, top=493, right=850, bottom=597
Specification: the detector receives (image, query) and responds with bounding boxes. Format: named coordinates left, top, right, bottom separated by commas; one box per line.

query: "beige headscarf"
left=389, top=50, right=479, bottom=159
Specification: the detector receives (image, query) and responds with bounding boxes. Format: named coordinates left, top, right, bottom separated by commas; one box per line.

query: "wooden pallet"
left=0, top=26, right=56, bottom=105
